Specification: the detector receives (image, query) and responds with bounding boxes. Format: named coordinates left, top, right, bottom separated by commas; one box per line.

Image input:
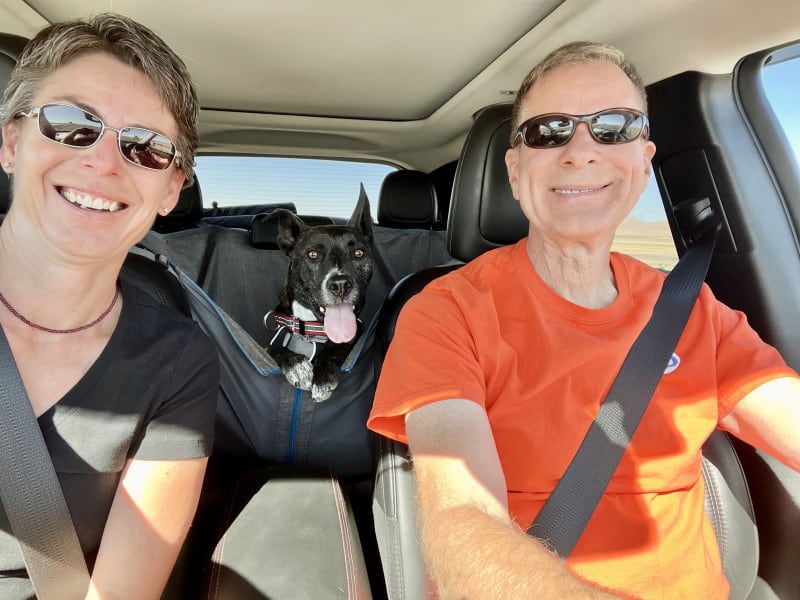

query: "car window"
left=193, top=156, right=397, bottom=219
left=195, top=155, right=677, bottom=268
left=611, top=172, right=678, bottom=270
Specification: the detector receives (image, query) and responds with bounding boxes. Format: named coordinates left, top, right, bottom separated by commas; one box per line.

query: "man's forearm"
left=418, top=503, right=622, bottom=600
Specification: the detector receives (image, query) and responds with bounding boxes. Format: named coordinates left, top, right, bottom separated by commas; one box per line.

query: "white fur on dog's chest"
left=292, top=301, right=318, bottom=321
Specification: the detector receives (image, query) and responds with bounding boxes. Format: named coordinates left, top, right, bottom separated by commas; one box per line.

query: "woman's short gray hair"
left=510, top=41, right=648, bottom=142
left=1, top=13, right=199, bottom=186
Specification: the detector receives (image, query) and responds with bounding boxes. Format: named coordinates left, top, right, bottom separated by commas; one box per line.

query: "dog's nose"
left=327, top=277, right=353, bottom=299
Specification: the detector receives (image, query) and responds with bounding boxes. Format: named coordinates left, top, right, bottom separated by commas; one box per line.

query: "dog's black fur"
left=265, top=186, right=374, bottom=401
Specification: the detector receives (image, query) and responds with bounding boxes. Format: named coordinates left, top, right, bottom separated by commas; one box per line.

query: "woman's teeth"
left=60, top=188, right=123, bottom=212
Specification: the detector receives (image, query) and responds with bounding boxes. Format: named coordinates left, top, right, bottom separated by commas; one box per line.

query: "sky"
left=195, top=156, right=393, bottom=219
left=762, top=56, right=800, bottom=158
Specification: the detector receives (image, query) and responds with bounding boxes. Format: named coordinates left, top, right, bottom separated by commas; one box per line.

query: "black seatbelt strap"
left=527, top=222, right=718, bottom=558
left=0, top=326, right=91, bottom=599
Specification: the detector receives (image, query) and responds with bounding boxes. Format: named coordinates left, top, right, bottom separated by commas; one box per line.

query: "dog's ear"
left=261, top=209, right=308, bottom=253
left=347, top=183, right=374, bottom=241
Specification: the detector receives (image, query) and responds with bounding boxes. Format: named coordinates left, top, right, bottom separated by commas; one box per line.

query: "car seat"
left=377, top=170, right=439, bottom=230
left=0, top=33, right=28, bottom=217
left=372, top=103, right=760, bottom=600
left=151, top=174, right=204, bottom=232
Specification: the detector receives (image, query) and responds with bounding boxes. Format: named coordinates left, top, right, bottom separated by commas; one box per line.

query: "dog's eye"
left=354, top=249, right=365, bottom=258
left=307, top=250, right=319, bottom=259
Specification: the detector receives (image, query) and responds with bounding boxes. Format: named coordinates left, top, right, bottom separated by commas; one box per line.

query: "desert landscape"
left=611, top=216, right=678, bottom=270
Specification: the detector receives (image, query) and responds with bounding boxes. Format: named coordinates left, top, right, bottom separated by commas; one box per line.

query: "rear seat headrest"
left=377, top=170, right=438, bottom=229
left=152, top=175, right=204, bottom=233
left=251, top=213, right=336, bottom=249
left=447, top=103, right=528, bottom=262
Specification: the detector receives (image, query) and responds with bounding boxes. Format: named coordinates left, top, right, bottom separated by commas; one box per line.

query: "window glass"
left=762, top=51, right=800, bottom=162
left=193, top=156, right=396, bottom=219
left=612, top=172, right=678, bottom=270
left=194, top=155, right=675, bottom=268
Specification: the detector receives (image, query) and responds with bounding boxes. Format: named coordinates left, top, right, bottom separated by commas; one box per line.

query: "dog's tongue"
left=324, top=304, right=357, bottom=343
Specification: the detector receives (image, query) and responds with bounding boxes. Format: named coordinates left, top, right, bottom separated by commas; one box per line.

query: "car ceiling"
left=2, top=0, right=800, bottom=171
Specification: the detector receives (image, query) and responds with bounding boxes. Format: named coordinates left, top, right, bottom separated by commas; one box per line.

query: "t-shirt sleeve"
left=368, top=281, right=487, bottom=443
left=712, top=290, right=798, bottom=417
left=133, top=324, right=220, bottom=460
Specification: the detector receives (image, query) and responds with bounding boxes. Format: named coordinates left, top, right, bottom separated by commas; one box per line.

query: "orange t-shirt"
left=368, top=240, right=796, bottom=599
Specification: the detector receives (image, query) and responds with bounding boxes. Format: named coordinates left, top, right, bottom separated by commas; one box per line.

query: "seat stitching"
left=701, top=458, right=726, bottom=564
left=331, top=474, right=357, bottom=598
left=207, top=478, right=242, bottom=600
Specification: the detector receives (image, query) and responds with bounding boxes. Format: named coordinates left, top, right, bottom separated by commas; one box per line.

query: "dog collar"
left=264, top=309, right=328, bottom=362
left=269, top=311, right=327, bottom=338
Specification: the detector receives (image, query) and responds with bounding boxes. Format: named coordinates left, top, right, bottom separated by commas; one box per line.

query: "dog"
left=263, top=185, right=374, bottom=401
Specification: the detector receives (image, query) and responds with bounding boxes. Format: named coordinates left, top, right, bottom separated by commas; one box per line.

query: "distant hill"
left=612, top=216, right=677, bottom=269
left=616, top=216, right=672, bottom=238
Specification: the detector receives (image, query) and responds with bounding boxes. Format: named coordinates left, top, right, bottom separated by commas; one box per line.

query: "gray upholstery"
left=372, top=437, right=431, bottom=600
left=203, top=468, right=372, bottom=599
left=373, top=103, right=759, bottom=599
left=378, top=170, right=439, bottom=229
left=702, top=430, right=760, bottom=599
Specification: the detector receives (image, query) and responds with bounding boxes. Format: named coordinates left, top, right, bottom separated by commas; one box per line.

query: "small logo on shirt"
left=664, top=353, right=680, bottom=374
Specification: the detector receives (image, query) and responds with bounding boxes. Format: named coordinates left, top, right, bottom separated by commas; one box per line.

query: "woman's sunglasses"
left=512, top=108, right=649, bottom=149
left=14, top=103, right=181, bottom=171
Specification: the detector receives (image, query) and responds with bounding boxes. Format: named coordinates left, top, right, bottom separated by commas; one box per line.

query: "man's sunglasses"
left=15, top=103, right=181, bottom=171
left=512, top=108, right=649, bottom=149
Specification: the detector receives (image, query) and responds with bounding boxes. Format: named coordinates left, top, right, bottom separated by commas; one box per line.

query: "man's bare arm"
left=720, top=376, right=800, bottom=472
left=406, top=399, right=621, bottom=599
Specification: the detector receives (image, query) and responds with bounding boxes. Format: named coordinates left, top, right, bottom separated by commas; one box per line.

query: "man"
left=368, top=41, right=800, bottom=599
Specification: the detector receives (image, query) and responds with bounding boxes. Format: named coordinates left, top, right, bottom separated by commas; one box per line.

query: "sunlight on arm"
left=720, top=376, right=800, bottom=472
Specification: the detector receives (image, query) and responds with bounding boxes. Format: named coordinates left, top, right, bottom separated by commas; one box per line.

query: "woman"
left=0, top=14, right=219, bottom=599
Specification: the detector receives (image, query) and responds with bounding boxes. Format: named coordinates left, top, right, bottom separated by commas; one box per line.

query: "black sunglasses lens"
left=591, top=111, right=645, bottom=143
left=119, top=128, right=176, bottom=170
left=519, top=110, right=646, bottom=148
left=524, top=116, right=574, bottom=147
left=40, top=104, right=102, bottom=147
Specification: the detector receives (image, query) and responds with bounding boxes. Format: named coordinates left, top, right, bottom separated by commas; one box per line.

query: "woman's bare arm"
left=86, top=457, right=208, bottom=600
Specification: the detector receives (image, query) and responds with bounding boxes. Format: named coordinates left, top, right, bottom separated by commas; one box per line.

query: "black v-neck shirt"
left=0, top=279, right=219, bottom=596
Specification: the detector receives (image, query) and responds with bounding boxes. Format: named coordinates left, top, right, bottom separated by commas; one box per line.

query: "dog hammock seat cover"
left=178, top=269, right=379, bottom=478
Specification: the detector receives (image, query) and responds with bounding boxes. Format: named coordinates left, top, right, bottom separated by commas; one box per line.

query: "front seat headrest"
left=377, top=170, right=438, bottom=229
left=447, top=103, right=528, bottom=262
left=0, top=33, right=30, bottom=215
left=152, top=175, right=204, bottom=233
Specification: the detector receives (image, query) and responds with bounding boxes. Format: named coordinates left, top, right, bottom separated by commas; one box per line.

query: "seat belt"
left=0, top=327, right=91, bottom=599
left=528, top=203, right=718, bottom=558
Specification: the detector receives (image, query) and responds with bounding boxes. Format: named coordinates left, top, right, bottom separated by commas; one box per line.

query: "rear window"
left=193, top=156, right=396, bottom=219
left=194, top=155, right=676, bottom=270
